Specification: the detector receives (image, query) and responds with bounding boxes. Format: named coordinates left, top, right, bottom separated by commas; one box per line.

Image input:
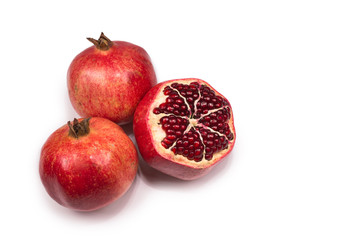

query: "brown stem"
left=87, top=32, right=113, bottom=51
left=67, top=118, right=91, bottom=139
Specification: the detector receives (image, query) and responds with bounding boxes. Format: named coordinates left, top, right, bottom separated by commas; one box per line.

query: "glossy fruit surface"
left=39, top=117, right=138, bottom=211
left=134, top=78, right=236, bottom=180
left=67, top=33, right=157, bottom=124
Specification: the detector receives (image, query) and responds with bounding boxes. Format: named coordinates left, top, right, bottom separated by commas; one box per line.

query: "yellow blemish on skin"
left=74, top=83, right=79, bottom=93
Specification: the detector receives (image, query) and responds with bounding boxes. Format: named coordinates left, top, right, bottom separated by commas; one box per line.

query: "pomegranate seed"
left=207, top=140, right=214, bottom=147
left=177, top=147, right=184, bottom=153
left=163, top=123, right=170, bottom=129
left=176, top=99, right=184, bottom=104
left=161, top=117, right=169, bottom=123
left=166, top=129, right=175, bottom=134
left=163, top=138, right=173, bottom=145
left=160, top=103, right=166, bottom=110
left=169, top=118, right=177, bottom=124
left=167, top=135, right=176, bottom=140
left=183, top=150, right=189, bottom=156
left=190, top=82, right=199, bottom=87
left=205, top=147, right=212, bottom=153
left=194, top=149, right=202, bottom=156
left=210, top=119, right=217, bottom=125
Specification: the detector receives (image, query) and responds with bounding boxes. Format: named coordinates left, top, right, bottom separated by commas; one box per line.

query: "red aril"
left=39, top=117, right=138, bottom=211
left=67, top=33, right=157, bottom=124
left=133, top=78, right=236, bottom=180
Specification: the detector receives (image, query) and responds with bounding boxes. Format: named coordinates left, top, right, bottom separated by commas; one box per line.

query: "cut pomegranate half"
left=134, top=78, right=236, bottom=180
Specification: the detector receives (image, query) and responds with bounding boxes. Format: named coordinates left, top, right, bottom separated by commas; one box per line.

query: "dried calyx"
left=87, top=32, right=113, bottom=51
left=68, top=118, right=91, bottom=138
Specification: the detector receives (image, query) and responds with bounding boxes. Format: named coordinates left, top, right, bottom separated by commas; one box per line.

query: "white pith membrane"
left=148, top=79, right=235, bottom=168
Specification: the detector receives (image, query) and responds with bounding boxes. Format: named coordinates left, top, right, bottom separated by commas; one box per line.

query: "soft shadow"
left=119, top=121, right=134, bottom=137
left=138, top=150, right=234, bottom=189
left=138, top=155, right=185, bottom=184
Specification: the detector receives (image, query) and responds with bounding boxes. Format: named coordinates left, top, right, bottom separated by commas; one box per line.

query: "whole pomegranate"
left=39, top=117, right=138, bottom=211
left=133, top=78, right=236, bottom=180
left=67, top=32, right=157, bottom=124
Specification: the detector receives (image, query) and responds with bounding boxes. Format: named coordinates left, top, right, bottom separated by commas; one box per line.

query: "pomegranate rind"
left=40, top=117, right=138, bottom=211
left=67, top=40, right=157, bottom=125
left=134, top=78, right=236, bottom=180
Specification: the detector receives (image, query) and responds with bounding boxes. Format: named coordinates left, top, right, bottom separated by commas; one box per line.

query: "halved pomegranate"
left=133, top=78, right=236, bottom=180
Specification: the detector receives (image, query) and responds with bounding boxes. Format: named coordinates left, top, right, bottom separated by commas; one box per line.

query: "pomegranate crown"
left=67, top=118, right=91, bottom=138
left=87, top=32, right=113, bottom=51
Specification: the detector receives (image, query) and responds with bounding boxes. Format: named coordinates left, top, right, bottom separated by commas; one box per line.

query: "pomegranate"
left=133, top=78, right=236, bottom=180
left=39, top=117, right=138, bottom=211
left=67, top=32, right=157, bottom=124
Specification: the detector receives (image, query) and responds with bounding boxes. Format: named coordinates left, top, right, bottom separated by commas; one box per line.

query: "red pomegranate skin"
left=133, top=78, right=236, bottom=180
left=39, top=117, right=138, bottom=211
left=67, top=37, right=157, bottom=124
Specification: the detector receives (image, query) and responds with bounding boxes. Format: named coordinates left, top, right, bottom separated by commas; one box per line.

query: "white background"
left=0, top=0, right=359, bottom=239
